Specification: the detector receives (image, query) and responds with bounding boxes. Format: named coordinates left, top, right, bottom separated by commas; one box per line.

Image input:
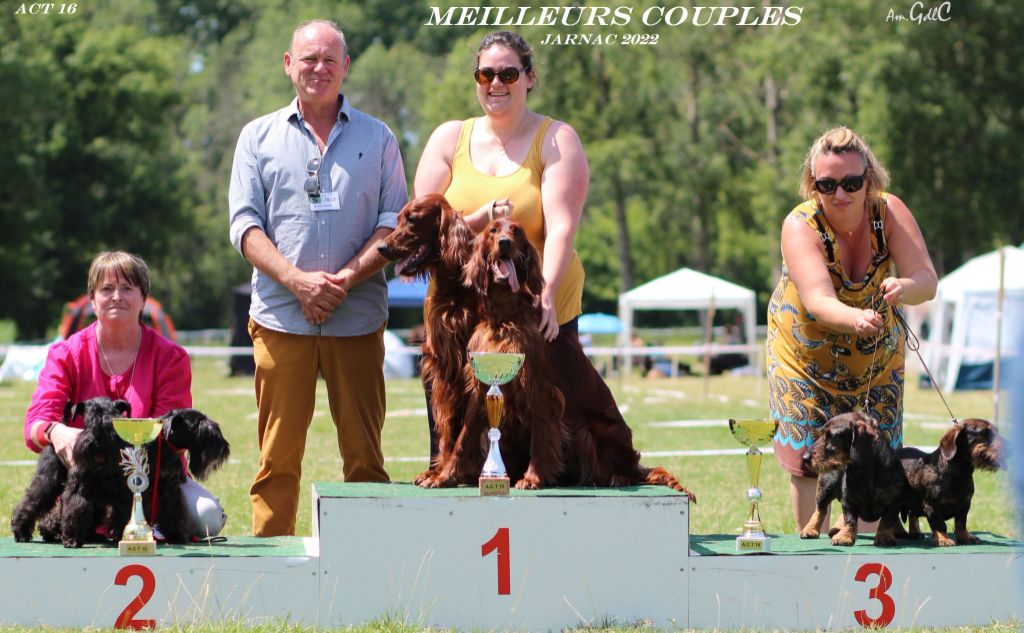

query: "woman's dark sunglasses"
left=304, top=156, right=321, bottom=197
left=474, top=66, right=530, bottom=85
left=814, top=170, right=868, bottom=195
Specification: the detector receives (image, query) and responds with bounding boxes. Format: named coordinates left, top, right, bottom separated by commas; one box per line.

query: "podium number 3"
left=481, top=527, right=511, bottom=595
left=854, top=562, right=895, bottom=628
left=115, top=564, right=156, bottom=629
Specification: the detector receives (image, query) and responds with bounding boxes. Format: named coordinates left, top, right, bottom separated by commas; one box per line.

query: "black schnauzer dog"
left=145, top=408, right=230, bottom=543
left=898, top=418, right=1006, bottom=546
left=11, top=397, right=132, bottom=546
left=800, top=411, right=906, bottom=547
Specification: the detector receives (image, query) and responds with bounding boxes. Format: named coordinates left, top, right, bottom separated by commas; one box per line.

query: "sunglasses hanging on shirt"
left=305, top=156, right=322, bottom=199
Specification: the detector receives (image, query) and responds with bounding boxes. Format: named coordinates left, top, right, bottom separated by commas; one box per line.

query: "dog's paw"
left=933, top=532, right=956, bottom=547
left=955, top=530, right=980, bottom=545
left=12, top=529, right=32, bottom=543
left=873, top=534, right=898, bottom=547
left=513, top=475, right=541, bottom=490
left=413, top=469, right=437, bottom=486
left=830, top=528, right=857, bottom=546
left=642, top=467, right=696, bottom=501
left=799, top=527, right=820, bottom=539
left=418, top=473, right=456, bottom=489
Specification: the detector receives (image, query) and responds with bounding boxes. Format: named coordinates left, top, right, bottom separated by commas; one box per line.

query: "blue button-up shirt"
left=229, top=96, right=408, bottom=336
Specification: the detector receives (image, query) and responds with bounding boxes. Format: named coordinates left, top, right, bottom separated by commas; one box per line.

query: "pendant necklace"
left=97, top=328, right=141, bottom=400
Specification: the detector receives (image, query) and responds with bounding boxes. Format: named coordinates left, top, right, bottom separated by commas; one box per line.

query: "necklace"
left=492, top=112, right=529, bottom=150
left=97, top=327, right=141, bottom=399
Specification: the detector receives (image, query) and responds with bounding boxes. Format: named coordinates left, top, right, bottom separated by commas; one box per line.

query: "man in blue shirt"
left=229, top=19, right=408, bottom=536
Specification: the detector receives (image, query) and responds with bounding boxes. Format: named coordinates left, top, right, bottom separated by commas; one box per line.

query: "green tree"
left=1, top=10, right=191, bottom=338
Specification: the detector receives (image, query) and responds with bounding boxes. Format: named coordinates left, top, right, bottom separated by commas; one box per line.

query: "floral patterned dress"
left=767, top=197, right=905, bottom=477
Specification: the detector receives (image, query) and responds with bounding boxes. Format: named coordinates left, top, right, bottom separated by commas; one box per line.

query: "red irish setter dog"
left=377, top=194, right=477, bottom=484
left=431, top=217, right=695, bottom=497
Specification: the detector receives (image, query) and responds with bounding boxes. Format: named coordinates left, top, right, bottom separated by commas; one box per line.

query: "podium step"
left=0, top=483, right=1019, bottom=630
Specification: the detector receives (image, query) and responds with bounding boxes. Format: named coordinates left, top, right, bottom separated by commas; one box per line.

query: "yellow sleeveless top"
left=767, top=196, right=906, bottom=476
left=443, top=117, right=584, bottom=325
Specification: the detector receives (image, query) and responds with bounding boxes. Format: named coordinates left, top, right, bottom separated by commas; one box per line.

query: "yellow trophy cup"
left=469, top=351, right=525, bottom=496
left=113, top=417, right=164, bottom=555
left=728, top=418, right=780, bottom=553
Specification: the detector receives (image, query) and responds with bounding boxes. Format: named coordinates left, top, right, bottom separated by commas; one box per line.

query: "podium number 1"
left=481, top=527, right=511, bottom=595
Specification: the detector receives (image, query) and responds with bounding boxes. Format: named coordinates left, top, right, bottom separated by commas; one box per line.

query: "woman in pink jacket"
left=24, top=251, right=226, bottom=538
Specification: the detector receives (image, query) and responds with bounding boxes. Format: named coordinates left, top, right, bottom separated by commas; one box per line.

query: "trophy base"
left=735, top=534, right=772, bottom=553
left=479, top=476, right=510, bottom=496
left=119, top=539, right=157, bottom=556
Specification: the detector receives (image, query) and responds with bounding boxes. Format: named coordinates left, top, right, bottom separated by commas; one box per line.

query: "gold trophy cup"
left=113, top=417, right=164, bottom=555
left=728, top=418, right=780, bottom=553
left=469, top=351, right=525, bottom=496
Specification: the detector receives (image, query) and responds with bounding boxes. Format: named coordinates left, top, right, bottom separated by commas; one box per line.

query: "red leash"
left=149, top=434, right=163, bottom=523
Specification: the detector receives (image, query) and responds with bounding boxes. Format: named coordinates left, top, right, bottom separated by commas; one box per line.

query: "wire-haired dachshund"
left=898, top=418, right=1006, bottom=546
left=800, top=411, right=906, bottom=546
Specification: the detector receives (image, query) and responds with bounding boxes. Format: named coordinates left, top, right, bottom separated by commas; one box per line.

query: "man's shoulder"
left=240, top=102, right=297, bottom=136
left=345, top=103, right=395, bottom=136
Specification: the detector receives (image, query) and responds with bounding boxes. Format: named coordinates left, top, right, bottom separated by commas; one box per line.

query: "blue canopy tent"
left=578, top=312, right=623, bottom=334
left=387, top=276, right=429, bottom=308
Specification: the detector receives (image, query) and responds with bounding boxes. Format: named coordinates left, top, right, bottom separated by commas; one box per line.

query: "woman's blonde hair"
left=799, top=127, right=890, bottom=208
left=87, top=251, right=150, bottom=300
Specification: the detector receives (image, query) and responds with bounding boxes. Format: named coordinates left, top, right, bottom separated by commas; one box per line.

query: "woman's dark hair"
left=476, top=31, right=537, bottom=91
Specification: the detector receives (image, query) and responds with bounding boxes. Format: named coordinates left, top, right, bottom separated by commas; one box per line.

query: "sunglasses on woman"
left=814, top=169, right=868, bottom=195
left=474, top=66, right=530, bottom=85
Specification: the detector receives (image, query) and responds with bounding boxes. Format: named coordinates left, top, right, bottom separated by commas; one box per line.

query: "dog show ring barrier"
left=0, top=483, right=1020, bottom=630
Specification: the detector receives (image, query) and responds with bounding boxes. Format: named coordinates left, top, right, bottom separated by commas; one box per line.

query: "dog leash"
left=858, top=294, right=884, bottom=413
left=892, top=307, right=958, bottom=423
left=858, top=296, right=957, bottom=424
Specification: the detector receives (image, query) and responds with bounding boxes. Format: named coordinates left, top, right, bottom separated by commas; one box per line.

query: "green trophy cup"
left=113, top=417, right=164, bottom=555
left=728, top=418, right=780, bottom=553
left=469, top=351, right=525, bottom=496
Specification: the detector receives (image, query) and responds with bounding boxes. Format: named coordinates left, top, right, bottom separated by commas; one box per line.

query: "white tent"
left=925, top=245, right=1024, bottom=391
left=617, top=267, right=757, bottom=365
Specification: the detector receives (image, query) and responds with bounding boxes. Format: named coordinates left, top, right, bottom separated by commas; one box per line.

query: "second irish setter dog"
left=377, top=194, right=477, bottom=484
left=430, top=217, right=695, bottom=498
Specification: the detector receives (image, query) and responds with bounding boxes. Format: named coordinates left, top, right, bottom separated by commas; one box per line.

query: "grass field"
left=0, top=358, right=1019, bottom=632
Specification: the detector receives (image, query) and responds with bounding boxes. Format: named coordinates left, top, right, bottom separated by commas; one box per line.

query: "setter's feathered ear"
left=439, top=202, right=474, bottom=269
left=463, top=230, right=490, bottom=293
left=523, top=239, right=545, bottom=297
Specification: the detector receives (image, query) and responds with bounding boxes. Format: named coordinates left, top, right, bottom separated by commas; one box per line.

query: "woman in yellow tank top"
left=768, top=127, right=937, bottom=531
left=414, top=31, right=589, bottom=457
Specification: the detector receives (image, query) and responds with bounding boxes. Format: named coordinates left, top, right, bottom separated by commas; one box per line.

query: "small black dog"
left=800, top=411, right=906, bottom=547
left=11, top=398, right=131, bottom=544
left=144, top=408, right=230, bottom=543
left=898, top=418, right=1005, bottom=546
left=10, top=397, right=133, bottom=547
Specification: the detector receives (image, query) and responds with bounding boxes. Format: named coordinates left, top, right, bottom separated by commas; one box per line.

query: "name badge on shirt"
left=310, top=191, right=340, bottom=212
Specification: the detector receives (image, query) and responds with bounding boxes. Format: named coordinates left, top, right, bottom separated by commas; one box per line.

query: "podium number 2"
left=854, top=563, right=895, bottom=628
left=114, top=564, right=156, bottom=629
left=481, top=527, right=511, bottom=595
